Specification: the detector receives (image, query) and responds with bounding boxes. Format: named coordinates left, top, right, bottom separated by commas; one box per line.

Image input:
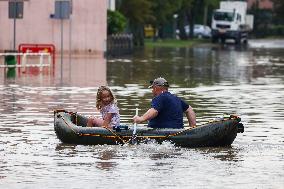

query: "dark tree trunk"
left=177, top=11, right=188, bottom=40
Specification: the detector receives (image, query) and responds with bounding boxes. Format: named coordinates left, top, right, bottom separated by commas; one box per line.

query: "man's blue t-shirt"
left=148, top=91, right=189, bottom=129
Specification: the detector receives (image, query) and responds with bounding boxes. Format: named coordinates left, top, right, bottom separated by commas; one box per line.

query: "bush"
left=252, top=25, right=284, bottom=38
left=107, top=10, right=127, bottom=35
left=271, top=25, right=284, bottom=36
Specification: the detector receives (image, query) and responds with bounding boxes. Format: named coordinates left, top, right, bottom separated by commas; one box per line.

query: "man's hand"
left=133, top=115, right=143, bottom=123
left=133, top=108, right=158, bottom=124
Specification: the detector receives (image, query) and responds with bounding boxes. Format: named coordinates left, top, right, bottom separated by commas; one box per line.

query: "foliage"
left=248, top=0, right=284, bottom=37
left=117, top=0, right=153, bottom=24
left=117, top=0, right=154, bottom=46
left=249, top=3, right=273, bottom=30
left=272, top=0, right=284, bottom=24
left=149, top=0, right=182, bottom=38
left=107, top=10, right=127, bottom=35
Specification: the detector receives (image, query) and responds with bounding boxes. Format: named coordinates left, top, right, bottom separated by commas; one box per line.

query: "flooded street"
left=0, top=40, right=283, bottom=188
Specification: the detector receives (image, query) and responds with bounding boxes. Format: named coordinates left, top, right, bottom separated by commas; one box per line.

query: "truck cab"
left=211, top=1, right=253, bottom=44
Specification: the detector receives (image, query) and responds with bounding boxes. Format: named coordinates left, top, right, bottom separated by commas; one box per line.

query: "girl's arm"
left=102, top=113, right=113, bottom=128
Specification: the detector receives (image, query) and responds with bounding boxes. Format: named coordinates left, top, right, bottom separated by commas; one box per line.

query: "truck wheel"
left=212, top=37, right=218, bottom=43
left=235, top=36, right=241, bottom=44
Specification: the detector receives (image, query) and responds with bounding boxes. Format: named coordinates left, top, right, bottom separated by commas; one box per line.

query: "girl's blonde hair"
left=96, top=86, right=116, bottom=110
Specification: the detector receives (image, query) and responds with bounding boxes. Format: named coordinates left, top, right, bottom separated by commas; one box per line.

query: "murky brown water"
left=0, top=41, right=283, bottom=188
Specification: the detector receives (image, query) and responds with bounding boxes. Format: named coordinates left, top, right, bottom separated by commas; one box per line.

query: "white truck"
left=211, top=1, right=254, bottom=44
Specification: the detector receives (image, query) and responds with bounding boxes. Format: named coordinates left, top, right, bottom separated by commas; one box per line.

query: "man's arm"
left=133, top=108, right=158, bottom=123
left=185, top=106, right=196, bottom=127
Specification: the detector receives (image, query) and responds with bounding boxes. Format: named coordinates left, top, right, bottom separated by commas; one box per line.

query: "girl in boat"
left=87, top=86, right=120, bottom=128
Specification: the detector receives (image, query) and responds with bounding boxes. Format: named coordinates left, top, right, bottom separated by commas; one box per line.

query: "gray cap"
left=148, top=77, right=169, bottom=88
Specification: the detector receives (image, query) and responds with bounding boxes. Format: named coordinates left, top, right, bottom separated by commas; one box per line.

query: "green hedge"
left=253, top=25, right=284, bottom=37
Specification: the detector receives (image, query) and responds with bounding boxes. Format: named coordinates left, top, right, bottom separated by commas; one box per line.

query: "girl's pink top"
left=100, top=103, right=120, bottom=127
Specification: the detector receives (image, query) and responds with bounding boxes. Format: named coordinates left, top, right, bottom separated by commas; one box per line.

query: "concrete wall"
left=0, top=0, right=107, bottom=56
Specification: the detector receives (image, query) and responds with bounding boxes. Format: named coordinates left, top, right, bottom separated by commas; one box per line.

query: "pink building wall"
left=0, top=0, right=107, bottom=56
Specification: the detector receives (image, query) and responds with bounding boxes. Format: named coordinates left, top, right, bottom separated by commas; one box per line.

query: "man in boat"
left=133, top=77, right=196, bottom=128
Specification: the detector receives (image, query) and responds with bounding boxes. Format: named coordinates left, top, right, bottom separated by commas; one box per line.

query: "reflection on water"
left=198, top=146, right=243, bottom=162
left=95, top=150, right=119, bottom=171
left=0, top=55, right=107, bottom=86
left=108, top=45, right=284, bottom=88
left=0, top=44, right=283, bottom=188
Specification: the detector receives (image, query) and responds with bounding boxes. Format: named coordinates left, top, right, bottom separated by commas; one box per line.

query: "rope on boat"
left=101, top=126, right=128, bottom=144
left=67, top=117, right=239, bottom=142
left=127, top=115, right=240, bottom=140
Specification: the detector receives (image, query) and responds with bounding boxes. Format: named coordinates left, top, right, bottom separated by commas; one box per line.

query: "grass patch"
left=144, top=38, right=210, bottom=48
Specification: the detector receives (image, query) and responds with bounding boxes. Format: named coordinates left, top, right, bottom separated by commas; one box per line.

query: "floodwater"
left=0, top=40, right=284, bottom=188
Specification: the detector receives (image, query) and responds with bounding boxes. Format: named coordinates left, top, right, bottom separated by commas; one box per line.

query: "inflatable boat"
left=54, top=110, right=244, bottom=147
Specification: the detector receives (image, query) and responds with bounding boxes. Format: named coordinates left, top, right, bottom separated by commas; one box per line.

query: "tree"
left=117, top=0, right=154, bottom=46
left=202, top=0, right=220, bottom=26
left=107, top=10, right=127, bottom=35
left=176, top=0, right=192, bottom=40
left=149, top=0, right=182, bottom=39
left=272, top=0, right=284, bottom=24
left=249, top=0, right=274, bottom=37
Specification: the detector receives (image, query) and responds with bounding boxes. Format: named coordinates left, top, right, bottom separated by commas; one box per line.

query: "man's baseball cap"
left=148, top=77, right=169, bottom=88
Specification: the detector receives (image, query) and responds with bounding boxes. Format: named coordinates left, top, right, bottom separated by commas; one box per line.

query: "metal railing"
left=107, top=34, right=133, bottom=57
left=0, top=52, right=52, bottom=72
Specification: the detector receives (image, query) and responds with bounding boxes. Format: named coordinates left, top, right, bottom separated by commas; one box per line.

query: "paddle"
left=131, top=107, right=139, bottom=144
